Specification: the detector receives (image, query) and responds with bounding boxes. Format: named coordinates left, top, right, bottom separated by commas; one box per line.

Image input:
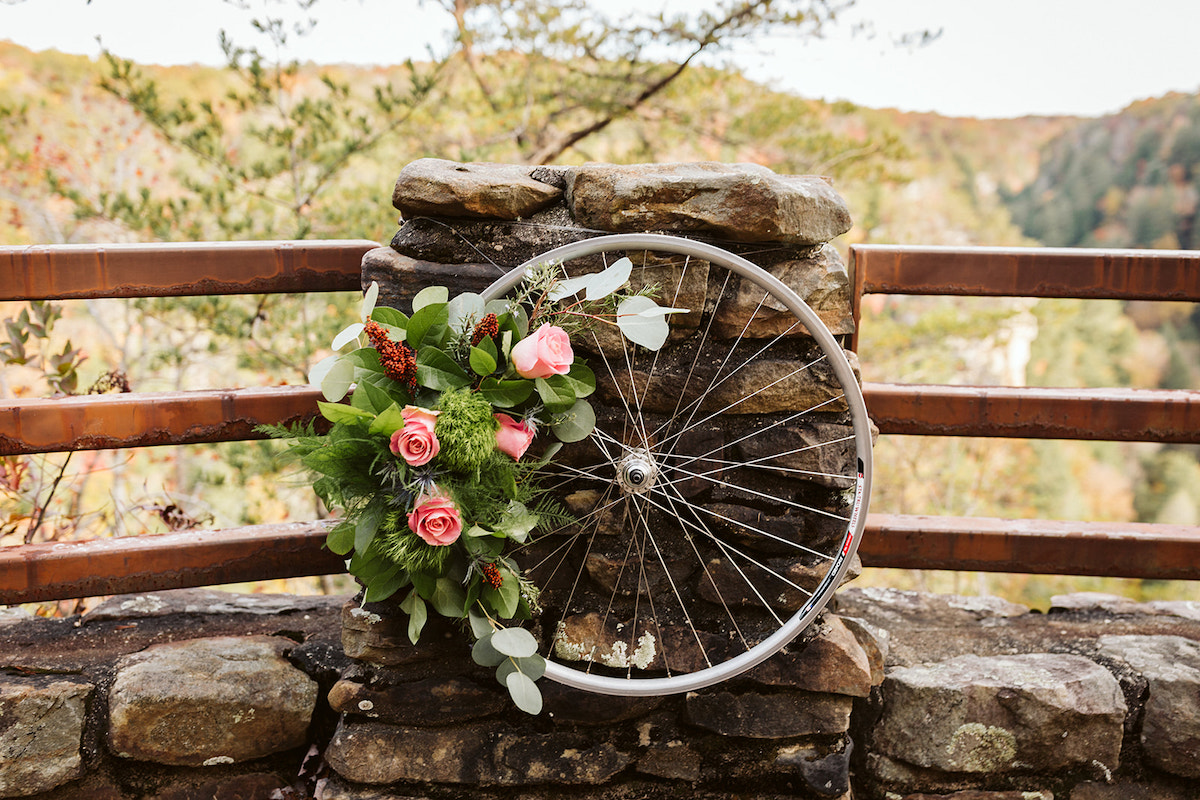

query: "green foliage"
left=92, top=6, right=443, bottom=241
left=1005, top=93, right=1200, bottom=249
left=1, top=301, right=85, bottom=395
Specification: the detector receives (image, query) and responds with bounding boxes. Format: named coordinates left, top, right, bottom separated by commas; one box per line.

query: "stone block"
left=774, top=740, right=853, bottom=798
left=836, top=587, right=1030, bottom=629
left=360, top=247, right=497, bottom=312
left=107, top=636, right=318, bottom=766
left=388, top=204, right=586, bottom=267
left=0, top=675, right=91, bottom=798
left=872, top=653, right=1125, bottom=775
left=899, top=792, right=1053, bottom=800
left=685, top=689, right=851, bottom=738
left=327, top=673, right=508, bottom=726
left=324, top=718, right=497, bottom=784
left=565, top=162, right=852, bottom=244
left=86, top=588, right=347, bottom=622
left=493, top=732, right=631, bottom=785
left=340, top=599, right=468, bottom=671
left=1070, top=780, right=1195, bottom=799
left=1097, top=634, right=1200, bottom=779
left=746, top=615, right=874, bottom=697
left=713, top=244, right=854, bottom=336
left=392, top=158, right=562, bottom=219
left=636, top=742, right=702, bottom=781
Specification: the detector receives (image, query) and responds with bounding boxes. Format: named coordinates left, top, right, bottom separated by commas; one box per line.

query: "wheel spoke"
left=653, top=355, right=830, bottom=453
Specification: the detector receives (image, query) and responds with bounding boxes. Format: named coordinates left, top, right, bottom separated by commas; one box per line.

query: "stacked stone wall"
left=3, top=588, right=1200, bottom=799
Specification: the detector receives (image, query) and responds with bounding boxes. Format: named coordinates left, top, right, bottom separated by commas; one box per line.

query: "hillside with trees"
left=1, top=13, right=1196, bottom=608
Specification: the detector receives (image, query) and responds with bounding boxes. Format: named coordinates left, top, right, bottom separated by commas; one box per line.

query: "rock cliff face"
left=3, top=588, right=1200, bottom=799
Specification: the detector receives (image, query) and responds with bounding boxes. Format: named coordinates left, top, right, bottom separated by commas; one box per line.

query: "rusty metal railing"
left=850, top=244, right=1200, bottom=579
left=2, top=240, right=1198, bottom=605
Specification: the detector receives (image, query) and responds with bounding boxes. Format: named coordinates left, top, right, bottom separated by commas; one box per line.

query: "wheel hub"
left=616, top=450, right=657, bottom=494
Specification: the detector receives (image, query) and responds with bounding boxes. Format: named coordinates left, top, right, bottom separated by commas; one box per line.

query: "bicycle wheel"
left=481, top=233, right=872, bottom=696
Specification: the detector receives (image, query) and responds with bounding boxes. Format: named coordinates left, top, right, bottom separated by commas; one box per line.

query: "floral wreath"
left=267, top=256, right=682, bottom=713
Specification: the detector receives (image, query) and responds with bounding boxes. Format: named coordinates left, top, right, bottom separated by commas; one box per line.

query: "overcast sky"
left=2, top=0, right=1198, bottom=118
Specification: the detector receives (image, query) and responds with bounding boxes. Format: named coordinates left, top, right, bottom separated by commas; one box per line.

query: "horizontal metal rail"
left=848, top=244, right=1200, bottom=352
left=860, top=513, right=1200, bottom=580
left=6, top=381, right=1197, bottom=457
left=863, top=382, right=1200, bottom=443
left=851, top=244, right=1200, bottom=301
left=0, top=386, right=323, bottom=456
left=5, top=510, right=1198, bottom=604
left=0, top=521, right=343, bottom=604
left=0, top=240, right=373, bottom=300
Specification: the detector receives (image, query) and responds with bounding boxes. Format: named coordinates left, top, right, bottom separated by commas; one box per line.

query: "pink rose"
left=511, top=323, right=573, bottom=379
left=389, top=405, right=440, bottom=466
left=494, top=413, right=536, bottom=461
left=407, top=491, right=462, bottom=546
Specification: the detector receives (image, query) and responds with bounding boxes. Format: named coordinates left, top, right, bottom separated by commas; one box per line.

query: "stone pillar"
left=330, top=159, right=876, bottom=799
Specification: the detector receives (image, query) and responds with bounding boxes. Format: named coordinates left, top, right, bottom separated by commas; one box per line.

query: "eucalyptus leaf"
left=505, top=670, right=543, bottom=715
left=548, top=272, right=594, bottom=301
left=495, top=654, right=547, bottom=684
left=471, top=634, right=506, bottom=667
left=332, top=322, right=364, bottom=351
left=360, top=281, right=379, bottom=322
left=412, top=285, right=448, bottom=313
left=585, top=256, right=632, bottom=301
left=490, top=626, right=538, bottom=658
left=517, top=653, right=547, bottom=681
left=308, top=353, right=339, bottom=388
left=317, top=356, right=356, bottom=402
left=616, top=295, right=670, bottom=350
left=448, top=292, right=485, bottom=333
left=551, top=398, right=596, bottom=443
left=468, top=609, right=494, bottom=640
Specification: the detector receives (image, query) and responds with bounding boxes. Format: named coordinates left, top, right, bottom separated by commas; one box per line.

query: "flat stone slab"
left=1098, top=634, right=1200, bottom=778
left=0, top=675, right=92, bottom=797
left=392, top=158, right=562, bottom=219
left=86, top=589, right=345, bottom=621
left=108, top=635, right=318, bottom=766
left=872, top=653, right=1126, bottom=774
left=685, top=689, right=852, bottom=738
left=566, top=161, right=852, bottom=244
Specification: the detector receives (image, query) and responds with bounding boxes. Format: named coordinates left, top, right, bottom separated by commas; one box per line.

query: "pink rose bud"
left=390, top=405, right=440, bottom=466
left=510, top=323, right=573, bottom=380
left=494, top=413, right=536, bottom=461
left=407, top=491, right=462, bottom=546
